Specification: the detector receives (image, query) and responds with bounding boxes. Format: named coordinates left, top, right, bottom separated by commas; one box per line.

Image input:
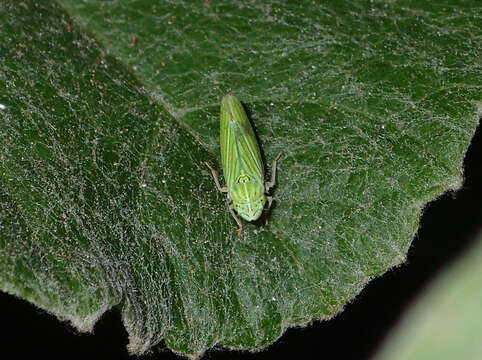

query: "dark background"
left=2, top=120, right=481, bottom=360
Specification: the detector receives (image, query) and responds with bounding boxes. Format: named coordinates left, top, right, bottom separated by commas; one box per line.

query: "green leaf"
left=373, top=233, right=482, bottom=360
left=1, top=0, right=480, bottom=356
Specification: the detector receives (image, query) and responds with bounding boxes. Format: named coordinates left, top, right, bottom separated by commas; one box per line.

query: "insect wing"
left=220, top=94, right=264, bottom=189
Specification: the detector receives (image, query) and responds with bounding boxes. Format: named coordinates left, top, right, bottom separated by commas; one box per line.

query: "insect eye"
left=237, top=174, right=252, bottom=183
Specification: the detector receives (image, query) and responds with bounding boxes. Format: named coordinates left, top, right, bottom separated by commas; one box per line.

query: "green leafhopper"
left=205, top=94, right=281, bottom=236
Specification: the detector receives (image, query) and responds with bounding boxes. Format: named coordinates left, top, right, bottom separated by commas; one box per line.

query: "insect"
left=205, top=94, right=281, bottom=236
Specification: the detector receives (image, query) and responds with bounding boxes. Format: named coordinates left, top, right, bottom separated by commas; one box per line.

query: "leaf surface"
left=1, top=0, right=480, bottom=356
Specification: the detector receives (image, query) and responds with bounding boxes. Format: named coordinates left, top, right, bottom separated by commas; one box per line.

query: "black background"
left=2, top=120, right=481, bottom=360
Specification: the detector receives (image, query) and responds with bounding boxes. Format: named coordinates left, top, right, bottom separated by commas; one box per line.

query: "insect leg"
left=266, top=195, right=273, bottom=210
left=228, top=202, right=244, bottom=237
left=204, top=162, right=228, bottom=193
left=263, top=195, right=275, bottom=226
left=265, top=152, right=282, bottom=192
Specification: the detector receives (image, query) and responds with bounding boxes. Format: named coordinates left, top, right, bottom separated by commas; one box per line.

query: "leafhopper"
left=205, top=94, right=281, bottom=236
